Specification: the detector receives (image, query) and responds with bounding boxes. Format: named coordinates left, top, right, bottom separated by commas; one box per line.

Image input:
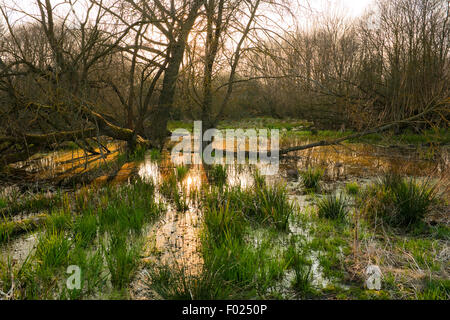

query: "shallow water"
left=1, top=138, right=448, bottom=297
left=283, top=139, right=448, bottom=180
left=6, top=136, right=446, bottom=186
left=8, top=143, right=122, bottom=182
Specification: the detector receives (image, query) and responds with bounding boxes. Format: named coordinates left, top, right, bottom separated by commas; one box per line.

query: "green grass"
left=203, top=174, right=295, bottom=231
left=217, top=117, right=309, bottom=131
left=46, top=209, right=73, bottom=232
left=148, top=264, right=228, bottom=300
left=203, top=199, right=246, bottom=243
left=149, top=149, right=161, bottom=161
left=0, top=215, right=46, bottom=244
left=0, top=219, right=17, bottom=243
left=317, top=193, right=349, bottom=220
left=160, top=168, right=189, bottom=211
left=168, top=118, right=449, bottom=149
left=34, top=230, right=72, bottom=273
left=1, top=177, right=162, bottom=299
left=396, top=128, right=450, bottom=145
left=104, top=233, right=141, bottom=289
left=345, top=182, right=360, bottom=195
left=351, top=128, right=450, bottom=146
left=400, top=238, right=442, bottom=271
left=417, top=279, right=450, bottom=300
left=300, top=167, right=324, bottom=192
left=0, top=197, right=7, bottom=209
left=167, top=120, right=194, bottom=132
left=175, top=165, right=189, bottom=182
left=73, top=213, right=98, bottom=247
left=201, top=231, right=285, bottom=299
left=194, top=183, right=290, bottom=299
left=62, top=246, right=106, bottom=299
left=0, top=191, right=64, bottom=218
left=254, top=183, right=294, bottom=231
left=115, top=146, right=146, bottom=166
left=291, top=129, right=352, bottom=140
left=209, top=164, right=228, bottom=187
left=160, top=171, right=177, bottom=198
left=60, top=141, right=79, bottom=151
left=360, top=174, right=438, bottom=228
left=159, top=169, right=189, bottom=212
left=284, top=240, right=315, bottom=297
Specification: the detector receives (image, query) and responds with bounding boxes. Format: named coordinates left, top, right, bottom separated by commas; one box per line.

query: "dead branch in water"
left=279, top=99, right=449, bottom=156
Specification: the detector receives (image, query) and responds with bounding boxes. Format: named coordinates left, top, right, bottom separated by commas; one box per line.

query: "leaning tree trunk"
left=147, top=0, right=203, bottom=149
left=147, top=51, right=183, bottom=149
left=0, top=103, right=153, bottom=168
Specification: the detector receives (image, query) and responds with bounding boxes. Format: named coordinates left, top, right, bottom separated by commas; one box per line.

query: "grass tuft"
left=254, top=183, right=294, bottom=231
left=104, top=233, right=141, bottom=289
left=417, top=279, right=450, bottom=300
left=317, top=193, right=349, bottom=220
left=345, top=182, right=360, bottom=195
left=360, top=173, right=438, bottom=228
left=176, top=165, right=189, bottom=182
left=209, top=164, right=228, bottom=187
left=300, top=167, right=324, bottom=192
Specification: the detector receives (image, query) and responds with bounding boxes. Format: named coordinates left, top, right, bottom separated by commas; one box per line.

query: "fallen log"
left=279, top=101, right=448, bottom=155
left=0, top=128, right=97, bottom=146
left=0, top=103, right=155, bottom=167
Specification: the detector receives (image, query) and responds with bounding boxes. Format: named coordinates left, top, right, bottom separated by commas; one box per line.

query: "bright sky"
left=3, top=0, right=376, bottom=20
left=0, top=0, right=377, bottom=45
left=305, top=0, right=375, bottom=18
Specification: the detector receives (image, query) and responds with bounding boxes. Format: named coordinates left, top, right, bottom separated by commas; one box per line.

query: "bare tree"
left=0, top=0, right=147, bottom=166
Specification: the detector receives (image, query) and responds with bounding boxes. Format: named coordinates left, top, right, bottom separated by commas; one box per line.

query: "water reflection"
left=153, top=207, right=203, bottom=276
left=182, top=166, right=205, bottom=193
left=227, top=164, right=254, bottom=188
left=10, top=143, right=122, bottom=181
left=2, top=137, right=448, bottom=297
left=283, top=139, right=447, bottom=181
left=138, top=155, right=205, bottom=276
left=138, top=155, right=161, bottom=184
